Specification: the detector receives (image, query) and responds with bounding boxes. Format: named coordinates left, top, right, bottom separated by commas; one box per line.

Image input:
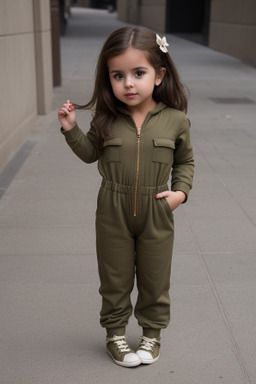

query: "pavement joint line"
left=192, top=139, right=256, bottom=229
left=0, top=137, right=37, bottom=200
left=182, top=208, right=251, bottom=384
left=199, top=253, right=251, bottom=384
left=217, top=173, right=256, bottom=229
left=0, top=110, right=58, bottom=200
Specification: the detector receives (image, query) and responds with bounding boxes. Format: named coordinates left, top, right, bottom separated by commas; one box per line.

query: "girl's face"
left=108, top=47, right=165, bottom=113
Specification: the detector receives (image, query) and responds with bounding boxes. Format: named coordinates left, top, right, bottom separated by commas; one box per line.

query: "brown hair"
left=74, top=26, right=188, bottom=143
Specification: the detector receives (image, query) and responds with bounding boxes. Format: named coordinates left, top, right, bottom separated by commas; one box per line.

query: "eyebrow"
left=110, top=66, right=148, bottom=74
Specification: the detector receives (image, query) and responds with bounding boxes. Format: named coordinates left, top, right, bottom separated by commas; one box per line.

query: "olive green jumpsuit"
left=62, top=102, right=194, bottom=336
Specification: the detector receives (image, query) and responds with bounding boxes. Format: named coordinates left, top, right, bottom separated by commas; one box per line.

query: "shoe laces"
left=107, top=335, right=131, bottom=353
left=139, top=336, right=160, bottom=352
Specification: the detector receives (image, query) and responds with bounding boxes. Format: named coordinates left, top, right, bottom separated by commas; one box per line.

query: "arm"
left=171, top=117, right=194, bottom=200
left=156, top=117, right=194, bottom=211
left=58, top=100, right=100, bottom=163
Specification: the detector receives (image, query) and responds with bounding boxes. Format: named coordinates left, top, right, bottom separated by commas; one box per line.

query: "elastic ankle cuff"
left=106, top=327, right=126, bottom=337
left=143, top=328, right=161, bottom=338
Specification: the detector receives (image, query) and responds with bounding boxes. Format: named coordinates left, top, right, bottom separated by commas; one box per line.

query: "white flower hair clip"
left=156, top=34, right=169, bottom=53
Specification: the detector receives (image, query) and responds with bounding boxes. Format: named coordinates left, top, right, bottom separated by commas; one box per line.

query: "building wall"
left=140, top=0, right=166, bottom=32
left=209, top=0, right=256, bottom=67
left=117, top=0, right=139, bottom=25
left=34, top=0, right=53, bottom=114
left=0, top=0, right=52, bottom=171
left=74, top=0, right=90, bottom=7
left=117, top=0, right=127, bottom=21
left=117, top=0, right=166, bottom=32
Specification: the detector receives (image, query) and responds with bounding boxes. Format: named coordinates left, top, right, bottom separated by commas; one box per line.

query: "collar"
left=117, top=101, right=167, bottom=117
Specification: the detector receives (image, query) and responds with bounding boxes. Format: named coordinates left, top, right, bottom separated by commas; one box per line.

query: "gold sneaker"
left=106, top=335, right=141, bottom=367
left=136, top=336, right=161, bottom=364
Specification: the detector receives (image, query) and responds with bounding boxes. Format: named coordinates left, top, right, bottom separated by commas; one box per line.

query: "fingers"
left=65, top=100, right=75, bottom=111
left=67, top=100, right=75, bottom=110
left=155, top=191, right=170, bottom=199
left=57, top=100, right=77, bottom=131
left=58, top=106, right=70, bottom=118
left=58, top=100, right=75, bottom=117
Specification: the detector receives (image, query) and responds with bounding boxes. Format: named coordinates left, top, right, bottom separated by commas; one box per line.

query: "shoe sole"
left=107, top=350, right=141, bottom=368
left=139, top=355, right=160, bottom=365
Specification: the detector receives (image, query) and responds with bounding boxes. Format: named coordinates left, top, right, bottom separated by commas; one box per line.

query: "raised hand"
left=58, top=99, right=76, bottom=131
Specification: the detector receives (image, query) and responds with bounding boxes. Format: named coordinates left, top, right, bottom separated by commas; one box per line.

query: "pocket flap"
left=153, top=138, right=175, bottom=149
left=103, top=138, right=123, bottom=147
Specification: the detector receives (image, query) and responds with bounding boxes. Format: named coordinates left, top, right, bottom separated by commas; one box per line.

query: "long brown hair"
left=74, top=26, right=188, bottom=143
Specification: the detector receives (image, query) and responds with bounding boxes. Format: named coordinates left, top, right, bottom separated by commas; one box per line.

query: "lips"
left=125, top=93, right=137, bottom=98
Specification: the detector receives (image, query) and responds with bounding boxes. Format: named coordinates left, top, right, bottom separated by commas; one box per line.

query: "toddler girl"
left=58, top=26, right=194, bottom=368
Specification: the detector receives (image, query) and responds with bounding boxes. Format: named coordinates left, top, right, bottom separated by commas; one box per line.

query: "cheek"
left=110, top=81, right=121, bottom=96
left=109, top=78, right=114, bottom=90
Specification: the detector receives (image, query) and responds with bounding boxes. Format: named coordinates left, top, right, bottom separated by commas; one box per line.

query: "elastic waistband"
left=101, top=179, right=168, bottom=195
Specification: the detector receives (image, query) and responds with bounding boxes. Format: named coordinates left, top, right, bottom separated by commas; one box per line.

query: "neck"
left=127, top=100, right=157, bottom=117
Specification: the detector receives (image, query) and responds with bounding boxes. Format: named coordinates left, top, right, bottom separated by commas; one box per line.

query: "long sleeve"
left=61, top=123, right=101, bottom=164
left=171, top=117, right=194, bottom=201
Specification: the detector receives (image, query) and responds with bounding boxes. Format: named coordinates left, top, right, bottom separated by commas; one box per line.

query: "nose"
left=124, top=75, right=134, bottom=88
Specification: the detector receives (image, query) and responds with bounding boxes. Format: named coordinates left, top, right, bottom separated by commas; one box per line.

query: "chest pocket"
left=152, top=138, right=175, bottom=164
left=103, top=137, right=123, bottom=162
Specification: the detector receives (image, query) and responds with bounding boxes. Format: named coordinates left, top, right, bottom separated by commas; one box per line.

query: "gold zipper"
left=134, top=127, right=141, bottom=217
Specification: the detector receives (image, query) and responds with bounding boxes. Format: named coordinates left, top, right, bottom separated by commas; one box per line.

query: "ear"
left=155, top=68, right=166, bottom=86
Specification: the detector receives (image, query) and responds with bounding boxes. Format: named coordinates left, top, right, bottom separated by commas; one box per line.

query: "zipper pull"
left=137, top=127, right=141, bottom=138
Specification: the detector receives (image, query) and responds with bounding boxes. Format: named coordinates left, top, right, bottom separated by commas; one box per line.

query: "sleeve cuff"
left=60, top=124, right=80, bottom=140
left=171, top=182, right=191, bottom=203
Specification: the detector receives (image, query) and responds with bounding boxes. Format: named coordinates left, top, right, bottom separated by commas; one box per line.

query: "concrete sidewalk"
left=1, top=7, right=256, bottom=384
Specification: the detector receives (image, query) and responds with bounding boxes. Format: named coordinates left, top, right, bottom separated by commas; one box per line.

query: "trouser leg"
left=134, top=194, right=174, bottom=332
left=95, top=182, right=174, bottom=333
left=96, top=187, right=135, bottom=330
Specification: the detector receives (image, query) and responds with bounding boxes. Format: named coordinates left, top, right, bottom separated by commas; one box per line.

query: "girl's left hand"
left=155, top=190, right=186, bottom=212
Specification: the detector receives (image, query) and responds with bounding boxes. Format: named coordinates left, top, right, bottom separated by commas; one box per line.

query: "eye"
left=113, top=73, right=123, bottom=80
left=135, top=70, right=145, bottom=78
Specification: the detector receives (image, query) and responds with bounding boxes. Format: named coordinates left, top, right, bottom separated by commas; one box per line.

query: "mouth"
left=125, top=93, right=137, bottom=99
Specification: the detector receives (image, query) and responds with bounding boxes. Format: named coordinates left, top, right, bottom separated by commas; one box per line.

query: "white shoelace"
left=139, top=336, right=158, bottom=351
left=107, top=335, right=131, bottom=353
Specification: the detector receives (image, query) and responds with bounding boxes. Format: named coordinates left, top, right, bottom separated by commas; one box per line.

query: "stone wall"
left=0, top=0, right=52, bottom=171
left=117, top=0, right=166, bottom=32
left=209, top=0, right=256, bottom=66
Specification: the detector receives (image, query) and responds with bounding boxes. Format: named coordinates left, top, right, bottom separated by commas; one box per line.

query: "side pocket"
left=162, top=196, right=174, bottom=219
